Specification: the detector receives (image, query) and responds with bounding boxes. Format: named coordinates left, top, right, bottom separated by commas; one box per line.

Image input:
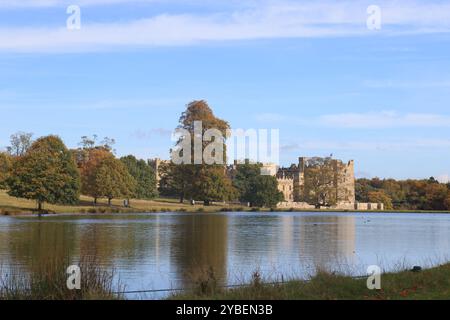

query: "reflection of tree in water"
left=298, top=215, right=356, bottom=271
left=170, top=214, right=228, bottom=288
left=3, top=217, right=159, bottom=276
left=3, top=220, right=77, bottom=276
left=77, top=217, right=164, bottom=268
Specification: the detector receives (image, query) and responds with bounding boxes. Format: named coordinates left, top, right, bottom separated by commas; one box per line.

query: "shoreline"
left=2, top=207, right=450, bottom=217
left=2, top=189, right=450, bottom=217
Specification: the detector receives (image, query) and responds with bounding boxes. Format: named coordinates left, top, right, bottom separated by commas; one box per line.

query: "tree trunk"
left=94, top=197, right=97, bottom=206
left=108, top=198, right=112, bottom=206
left=37, top=201, right=43, bottom=217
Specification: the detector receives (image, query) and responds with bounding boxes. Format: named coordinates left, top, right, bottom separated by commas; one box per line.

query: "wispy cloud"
left=131, top=128, right=173, bottom=140
left=280, top=138, right=450, bottom=152
left=0, top=97, right=186, bottom=110
left=0, top=0, right=156, bottom=8
left=257, top=111, right=450, bottom=129
left=320, top=111, right=450, bottom=128
left=0, top=0, right=450, bottom=52
left=437, top=174, right=450, bottom=184
left=363, top=80, right=450, bottom=89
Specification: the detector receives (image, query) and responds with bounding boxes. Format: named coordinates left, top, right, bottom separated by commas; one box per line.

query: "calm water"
left=1, top=212, right=450, bottom=298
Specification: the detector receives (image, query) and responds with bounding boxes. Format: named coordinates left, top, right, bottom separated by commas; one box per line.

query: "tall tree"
left=7, top=132, right=33, bottom=156
left=191, top=166, right=237, bottom=205
left=6, top=135, right=80, bottom=211
left=120, top=155, right=158, bottom=199
left=0, top=152, right=13, bottom=189
left=232, top=163, right=283, bottom=207
left=94, top=157, right=136, bottom=205
left=167, top=100, right=234, bottom=204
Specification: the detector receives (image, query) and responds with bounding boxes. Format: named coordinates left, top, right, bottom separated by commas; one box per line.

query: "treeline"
left=356, top=177, right=450, bottom=211
left=0, top=101, right=284, bottom=211
left=0, top=132, right=157, bottom=210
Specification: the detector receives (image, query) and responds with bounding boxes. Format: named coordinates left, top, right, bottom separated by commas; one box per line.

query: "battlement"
left=277, top=155, right=356, bottom=206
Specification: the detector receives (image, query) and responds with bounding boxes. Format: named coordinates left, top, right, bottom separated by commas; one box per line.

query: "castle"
left=274, top=157, right=382, bottom=210
left=151, top=156, right=383, bottom=211
left=277, top=157, right=354, bottom=202
left=228, top=156, right=383, bottom=210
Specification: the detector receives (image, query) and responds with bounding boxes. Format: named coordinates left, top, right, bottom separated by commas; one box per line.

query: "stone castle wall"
left=277, top=201, right=384, bottom=211
left=276, top=156, right=381, bottom=211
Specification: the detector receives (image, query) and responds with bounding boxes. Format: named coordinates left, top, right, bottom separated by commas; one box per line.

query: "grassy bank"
left=0, top=256, right=123, bottom=300
left=1, top=190, right=450, bottom=216
left=171, top=263, right=450, bottom=300
left=0, top=190, right=249, bottom=215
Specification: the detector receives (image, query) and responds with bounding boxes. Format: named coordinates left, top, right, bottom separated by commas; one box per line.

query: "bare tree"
left=7, top=132, right=33, bottom=156
left=100, top=137, right=116, bottom=153
left=79, top=134, right=98, bottom=149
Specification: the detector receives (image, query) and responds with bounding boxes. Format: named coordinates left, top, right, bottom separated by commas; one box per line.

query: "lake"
left=1, top=212, right=450, bottom=298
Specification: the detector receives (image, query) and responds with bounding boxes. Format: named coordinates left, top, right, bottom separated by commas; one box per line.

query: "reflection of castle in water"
left=298, top=215, right=356, bottom=268
left=227, top=214, right=356, bottom=273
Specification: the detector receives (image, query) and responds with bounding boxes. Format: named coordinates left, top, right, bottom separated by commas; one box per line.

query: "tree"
left=402, top=180, right=427, bottom=210
left=165, top=100, right=234, bottom=204
left=93, top=157, right=136, bottom=205
left=78, top=148, right=113, bottom=204
left=79, top=135, right=98, bottom=149
left=355, top=177, right=450, bottom=211
left=249, top=175, right=284, bottom=207
left=158, top=161, right=189, bottom=201
left=303, top=158, right=345, bottom=208
left=78, top=135, right=116, bottom=153
left=100, top=137, right=116, bottom=153
left=120, top=155, right=158, bottom=199
left=368, top=190, right=393, bottom=210
left=0, top=152, right=13, bottom=189
left=445, top=192, right=450, bottom=210
left=191, top=166, right=237, bottom=205
left=355, top=178, right=369, bottom=202
left=233, top=163, right=261, bottom=202
left=232, top=163, right=283, bottom=207
left=7, top=132, right=33, bottom=156
left=6, top=135, right=80, bottom=211
left=424, top=183, right=448, bottom=210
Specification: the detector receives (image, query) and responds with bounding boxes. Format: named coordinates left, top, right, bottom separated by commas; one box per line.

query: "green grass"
left=170, top=263, right=450, bottom=300
left=0, top=190, right=253, bottom=215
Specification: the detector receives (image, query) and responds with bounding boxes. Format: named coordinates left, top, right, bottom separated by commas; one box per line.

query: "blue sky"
left=0, top=0, right=449, bottom=181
